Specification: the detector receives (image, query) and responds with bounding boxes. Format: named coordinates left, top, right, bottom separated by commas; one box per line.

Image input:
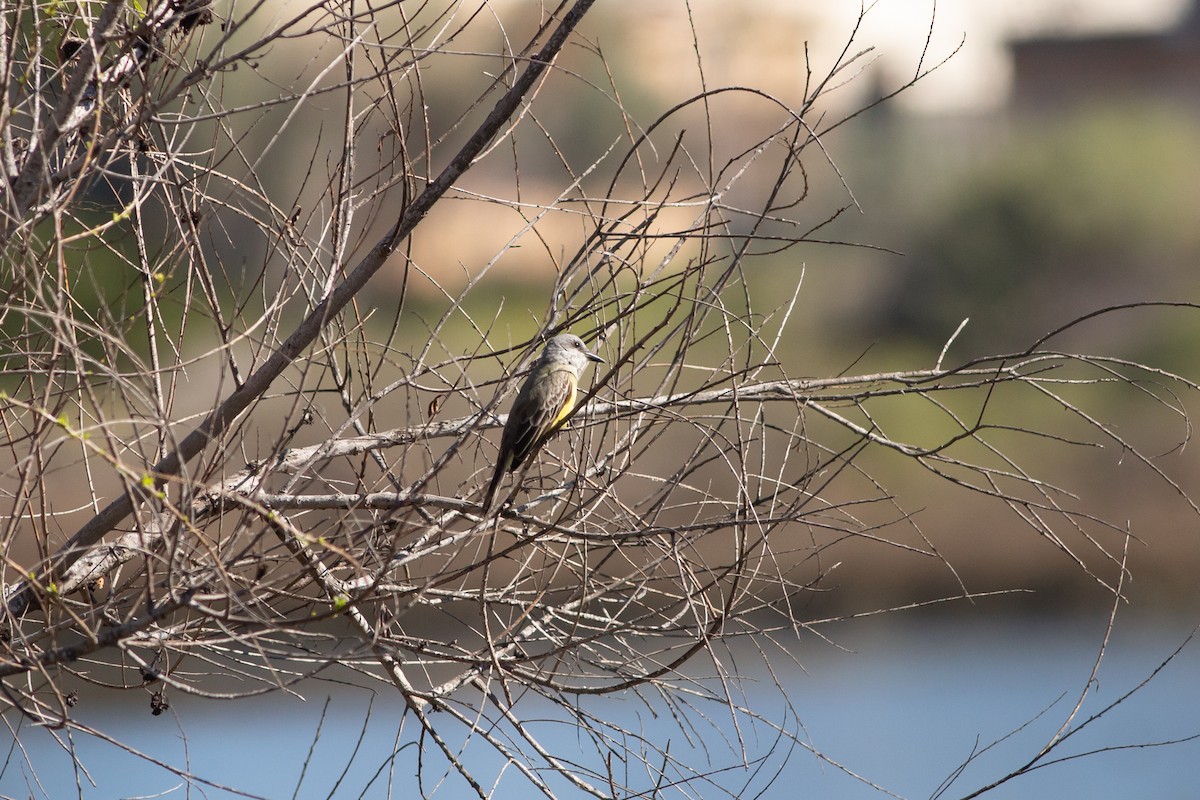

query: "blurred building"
left=1009, top=0, right=1200, bottom=111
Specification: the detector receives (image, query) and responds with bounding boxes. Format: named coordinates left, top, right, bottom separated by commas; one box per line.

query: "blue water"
left=3, top=614, right=1198, bottom=799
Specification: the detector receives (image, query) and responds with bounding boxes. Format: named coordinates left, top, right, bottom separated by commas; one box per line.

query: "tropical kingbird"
left=481, top=333, right=604, bottom=513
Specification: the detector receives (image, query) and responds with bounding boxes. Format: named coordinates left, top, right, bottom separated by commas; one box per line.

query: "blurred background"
left=373, top=0, right=1200, bottom=616
left=8, top=0, right=1200, bottom=797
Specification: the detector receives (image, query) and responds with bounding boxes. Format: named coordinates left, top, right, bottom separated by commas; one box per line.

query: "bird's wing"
left=507, top=365, right=577, bottom=471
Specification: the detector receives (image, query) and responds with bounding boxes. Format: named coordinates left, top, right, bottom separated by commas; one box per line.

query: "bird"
left=481, top=333, right=604, bottom=514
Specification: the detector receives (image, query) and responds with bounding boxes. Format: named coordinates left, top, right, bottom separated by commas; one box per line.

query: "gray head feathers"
left=539, top=333, right=604, bottom=375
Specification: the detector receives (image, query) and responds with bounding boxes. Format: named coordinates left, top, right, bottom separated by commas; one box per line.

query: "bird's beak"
left=586, top=351, right=604, bottom=363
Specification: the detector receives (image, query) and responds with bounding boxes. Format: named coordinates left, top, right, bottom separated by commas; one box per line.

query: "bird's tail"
left=481, top=453, right=511, bottom=514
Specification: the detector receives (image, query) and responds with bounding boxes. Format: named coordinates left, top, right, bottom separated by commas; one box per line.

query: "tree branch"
left=5, top=0, right=598, bottom=617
